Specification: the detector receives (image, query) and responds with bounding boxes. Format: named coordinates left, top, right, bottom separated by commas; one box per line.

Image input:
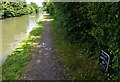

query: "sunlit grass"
left=41, top=13, right=54, bottom=22
left=2, top=15, right=45, bottom=80
left=51, top=20, right=104, bottom=80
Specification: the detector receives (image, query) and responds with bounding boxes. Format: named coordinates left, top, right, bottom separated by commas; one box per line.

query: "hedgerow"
left=43, top=2, right=120, bottom=80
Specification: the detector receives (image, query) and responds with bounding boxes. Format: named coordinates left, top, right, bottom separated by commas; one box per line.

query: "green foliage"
left=30, top=2, right=39, bottom=13
left=44, top=2, right=120, bottom=81
left=2, top=17, right=45, bottom=80
left=42, top=2, right=54, bottom=15
left=39, top=7, right=44, bottom=12
left=0, top=1, right=38, bottom=19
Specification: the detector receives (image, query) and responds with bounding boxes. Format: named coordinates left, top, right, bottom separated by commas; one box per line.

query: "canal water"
left=0, top=13, right=43, bottom=64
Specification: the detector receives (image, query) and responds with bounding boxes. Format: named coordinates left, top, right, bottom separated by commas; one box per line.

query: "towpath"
left=22, top=15, right=68, bottom=80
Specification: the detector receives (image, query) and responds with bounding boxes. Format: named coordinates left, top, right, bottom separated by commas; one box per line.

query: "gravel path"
left=22, top=15, right=68, bottom=80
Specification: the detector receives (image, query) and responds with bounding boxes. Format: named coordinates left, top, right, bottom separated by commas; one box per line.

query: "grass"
left=2, top=15, right=46, bottom=80
left=51, top=20, right=104, bottom=80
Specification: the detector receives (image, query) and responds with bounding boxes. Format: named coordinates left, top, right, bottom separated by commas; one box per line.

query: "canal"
left=0, top=13, right=43, bottom=64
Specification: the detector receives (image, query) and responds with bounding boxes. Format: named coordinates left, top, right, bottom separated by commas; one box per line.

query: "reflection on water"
left=0, top=13, right=42, bottom=63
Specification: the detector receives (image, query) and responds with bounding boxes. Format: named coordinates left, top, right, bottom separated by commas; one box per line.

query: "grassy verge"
left=51, top=20, right=104, bottom=80
left=2, top=15, right=46, bottom=80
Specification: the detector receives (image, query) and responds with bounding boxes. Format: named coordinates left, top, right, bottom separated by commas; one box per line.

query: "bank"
left=2, top=14, right=46, bottom=80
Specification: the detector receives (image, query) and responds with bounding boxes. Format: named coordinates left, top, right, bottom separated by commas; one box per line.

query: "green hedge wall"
left=44, top=2, right=120, bottom=80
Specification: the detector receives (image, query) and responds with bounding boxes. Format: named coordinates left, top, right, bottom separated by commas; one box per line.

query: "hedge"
left=43, top=2, right=120, bottom=81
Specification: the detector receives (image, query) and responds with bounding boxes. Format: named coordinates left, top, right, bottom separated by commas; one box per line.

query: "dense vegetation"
left=43, top=2, right=120, bottom=80
left=0, top=1, right=39, bottom=19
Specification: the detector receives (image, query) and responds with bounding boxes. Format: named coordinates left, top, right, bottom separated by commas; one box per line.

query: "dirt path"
left=22, top=15, right=68, bottom=80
